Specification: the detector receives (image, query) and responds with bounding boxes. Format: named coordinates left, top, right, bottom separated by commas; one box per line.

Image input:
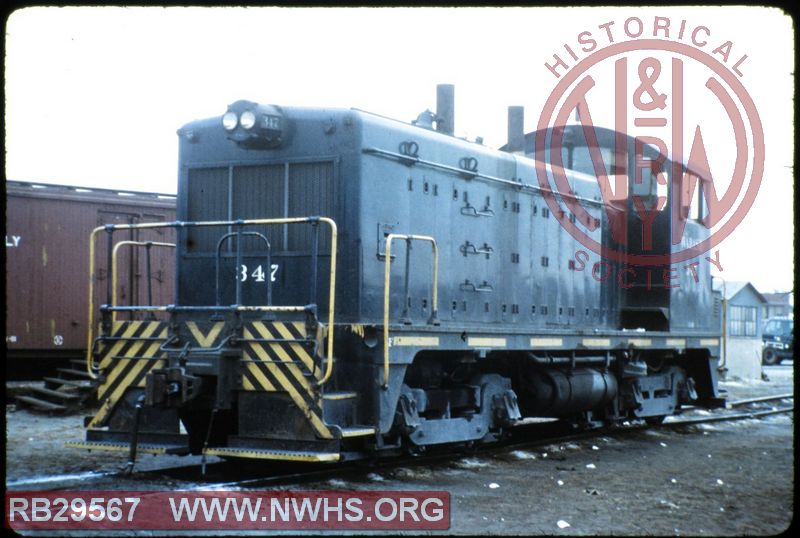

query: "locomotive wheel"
left=644, top=416, right=666, bottom=426
left=762, top=348, right=782, bottom=366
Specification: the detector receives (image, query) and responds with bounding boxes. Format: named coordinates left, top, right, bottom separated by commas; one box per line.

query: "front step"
left=322, top=391, right=359, bottom=427
left=16, top=384, right=94, bottom=413
left=321, top=393, right=377, bottom=439
left=16, top=395, right=67, bottom=412
left=323, top=391, right=358, bottom=401
left=55, top=368, right=95, bottom=380
left=29, top=386, right=81, bottom=401
left=340, top=426, right=376, bottom=438
left=43, top=377, right=93, bottom=389
left=15, top=365, right=99, bottom=413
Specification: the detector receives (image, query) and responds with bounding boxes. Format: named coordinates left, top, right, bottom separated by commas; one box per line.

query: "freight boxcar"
left=5, top=181, right=176, bottom=381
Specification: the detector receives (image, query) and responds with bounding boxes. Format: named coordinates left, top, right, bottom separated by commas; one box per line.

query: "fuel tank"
left=518, top=367, right=618, bottom=417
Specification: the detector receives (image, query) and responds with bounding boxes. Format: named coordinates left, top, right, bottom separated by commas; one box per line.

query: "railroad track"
left=9, top=393, right=793, bottom=491
left=191, top=394, right=795, bottom=490
left=668, top=392, right=794, bottom=425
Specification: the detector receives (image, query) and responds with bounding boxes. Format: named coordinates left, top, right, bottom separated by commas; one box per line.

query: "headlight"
left=240, top=110, right=256, bottom=130
left=222, top=112, right=238, bottom=131
left=222, top=100, right=284, bottom=148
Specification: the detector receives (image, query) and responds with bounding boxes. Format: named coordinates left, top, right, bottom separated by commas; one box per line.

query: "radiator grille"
left=288, top=162, right=334, bottom=251
left=186, top=161, right=334, bottom=253
left=186, top=167, right=228, bottom=253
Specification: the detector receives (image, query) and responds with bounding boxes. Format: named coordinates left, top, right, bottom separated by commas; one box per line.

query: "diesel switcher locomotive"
left=71, top=85, right=724, bottom=466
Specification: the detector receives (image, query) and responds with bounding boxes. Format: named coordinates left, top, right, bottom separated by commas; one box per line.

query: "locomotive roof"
left=506, top=124, right=709, bottom=180
left=178, top=104, right=606, bottom=203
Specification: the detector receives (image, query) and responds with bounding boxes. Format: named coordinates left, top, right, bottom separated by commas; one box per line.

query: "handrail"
left=214, top=231, right=272, bottom=308
left=86, top=217, right=338, bottom=385
left=363, top=146, right=606, bottom=208
left=111, top=241, right=176, bottom=322
left=86, top=226, right=103, bottom=379
left=382, top=234, right=439, bottom=388
left=106, top=305, right=313, bottom=313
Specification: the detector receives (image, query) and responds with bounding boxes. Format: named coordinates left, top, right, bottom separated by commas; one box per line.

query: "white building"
left=713, top=280, right=767, bottom=380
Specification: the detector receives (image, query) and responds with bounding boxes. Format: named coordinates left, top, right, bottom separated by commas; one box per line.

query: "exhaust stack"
left=436, top=84, right=455, bottom=136
left=507, top=106, right=525, bottom=154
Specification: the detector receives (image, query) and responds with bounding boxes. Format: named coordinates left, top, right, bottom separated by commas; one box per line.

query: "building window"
left=729, top=305, right=757, bottom=337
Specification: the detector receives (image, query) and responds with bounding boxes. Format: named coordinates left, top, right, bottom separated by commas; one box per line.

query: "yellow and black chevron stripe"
left=185, top=321, right=226, bottom=348
left=89, top=320, right=169, bottom=428
left=241, top=321, right=332, bottom=439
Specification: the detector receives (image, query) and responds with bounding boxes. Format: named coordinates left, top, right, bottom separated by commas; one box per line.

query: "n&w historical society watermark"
left=535, top=15, right=763, bottom=289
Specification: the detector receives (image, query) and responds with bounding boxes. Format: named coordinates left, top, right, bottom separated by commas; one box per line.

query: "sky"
left=4, top=6, right=795, bottom=293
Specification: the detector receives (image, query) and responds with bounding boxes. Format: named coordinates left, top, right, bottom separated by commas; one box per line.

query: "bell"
left=413, top=109, right=436, bottom=130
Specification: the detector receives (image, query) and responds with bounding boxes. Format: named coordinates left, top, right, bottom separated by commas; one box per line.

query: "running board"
left=203, top=447, right=340, bottom=462
left=65, top=440, right=190, bottom=455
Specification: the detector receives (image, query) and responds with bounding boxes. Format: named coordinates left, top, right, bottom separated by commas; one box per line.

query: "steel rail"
left=680, top=393, right=793, bottom=411
left=48, top=393, right=795, bottom=489
left=727, top=393, right=794, bottom=407
left=47, top=401, right=793, bottom=491
left=182, top=404, right=795, bottom=490
left=664, top=406, right=794, bottom=426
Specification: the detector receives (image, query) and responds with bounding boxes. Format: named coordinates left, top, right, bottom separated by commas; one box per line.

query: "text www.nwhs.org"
left=170, top=495, right=446, bottom=523
left=5, top=491, right=450, bottom=530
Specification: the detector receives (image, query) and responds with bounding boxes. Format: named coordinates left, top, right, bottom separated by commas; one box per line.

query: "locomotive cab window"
left=680, top=172, right=704, bottom=221
left=630, top=159, right=668, bottom=209
left=570, top=145, right=616, bottom=177
left=571, top=145, right=629, bottom=203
